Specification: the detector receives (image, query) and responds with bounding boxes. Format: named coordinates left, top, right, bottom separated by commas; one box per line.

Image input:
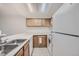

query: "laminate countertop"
left=0, top=33, right=48, bottom=56
left=0, top=33, right=33, bottom=56
left=6, top=39, right=28, bottom=56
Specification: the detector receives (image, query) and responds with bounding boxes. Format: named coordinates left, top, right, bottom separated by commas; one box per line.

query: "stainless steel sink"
left=7, top=39, right=26, bottom=44
left=0, top=44, right=18, bottom=55
left=0, top=39, right=26, bottom=55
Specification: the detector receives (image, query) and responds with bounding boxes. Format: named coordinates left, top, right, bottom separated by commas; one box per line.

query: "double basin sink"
left=0, top=39, right=26, bottom=55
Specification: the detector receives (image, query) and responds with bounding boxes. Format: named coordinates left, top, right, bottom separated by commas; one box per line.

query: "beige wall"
left=0, top=15, right=50, bottom=35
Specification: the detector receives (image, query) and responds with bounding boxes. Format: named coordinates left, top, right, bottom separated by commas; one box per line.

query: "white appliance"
left=52, top=4, right=79, bottom=56
left=52, top=31, right=79, bottom=56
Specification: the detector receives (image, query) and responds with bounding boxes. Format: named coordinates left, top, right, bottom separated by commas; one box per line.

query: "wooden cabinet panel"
left=26, top=19, right=42, bottom=27
left=33, top=35, right=47, bottom=48
left=24, top=42, right=29, bottom=56
left=16, top=40, right=29, bottom=56
left=33, top=36, right=39, bottom=48
left=16, top=48, right=23, bottom=56
left=26, top=18, right=51, bottom=27
left=26, top=19, right=34, bottom=26
left=33, top=19, right=41, bottom=26
left=40, top=36, right=47, bottom=47
left=42, top=19, right=51, bottom=27
left=38, top=36, right=47, bottom=47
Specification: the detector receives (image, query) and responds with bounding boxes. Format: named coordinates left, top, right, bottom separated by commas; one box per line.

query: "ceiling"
left=0, top=3, right=63, bottom=18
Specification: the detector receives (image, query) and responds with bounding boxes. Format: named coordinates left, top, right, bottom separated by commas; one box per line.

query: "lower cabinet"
left=24, top=42, right=29, bottom=56
left=16, top=48, right=24, bottom=56
left=15, top=41, right=29, bottom=56
left=33, top=35, right=47, bottom=48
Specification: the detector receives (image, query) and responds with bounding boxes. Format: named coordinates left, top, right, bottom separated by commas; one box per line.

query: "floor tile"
left=32, top=48, right=49, bottom=56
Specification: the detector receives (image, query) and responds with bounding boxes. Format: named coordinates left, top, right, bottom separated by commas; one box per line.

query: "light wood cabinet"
left=26, top=19, right=41, bottom=27
left=33, top=36, right=39, bottom=47
left=33, top=35, right=47, bottom=48
left=16, top=48, right=23, bottom=56
left=26, top=18, right=51, bottom=27
left=42, top=19, right=51, bottom=27
left=16, top=41, right=29, bottom=56
left=24, top=42, right=29, bottom=56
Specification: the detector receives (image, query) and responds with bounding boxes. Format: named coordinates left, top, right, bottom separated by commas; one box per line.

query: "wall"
left=0, top=30, right=1, bottom=35
left=0, top=13, right=50, bottom=56
left=0, top=15, right=25, bottom=35
left=0, top=3, right=51, bottom=36
left=0, top=15, right=50, bottom=35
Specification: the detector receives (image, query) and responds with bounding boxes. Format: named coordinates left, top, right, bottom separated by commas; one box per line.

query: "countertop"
left=0, top=33, right=33, bottom=56
left=1, top=33, right=33, bottom=42
left=0, top=33, right=48, bottom=56
left=1, top=33, right=48, bottom=42
left=6, top=39, right=28, bottom=56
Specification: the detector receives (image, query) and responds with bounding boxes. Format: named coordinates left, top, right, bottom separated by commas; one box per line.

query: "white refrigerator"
left=51, top=4, right=79, bottom=56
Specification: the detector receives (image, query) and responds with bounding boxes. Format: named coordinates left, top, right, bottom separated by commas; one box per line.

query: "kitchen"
left=0, top=3, right=56, bottom=56
left=0, top=3, right=79, bottom=56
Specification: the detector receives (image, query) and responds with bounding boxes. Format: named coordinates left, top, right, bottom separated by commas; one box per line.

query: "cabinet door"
left=33, top=19, right=42, bottom=26
left=26, top=19, right=42, bottom=27
left=26, top=19, right=34, bottom=26
left=33, top=36, right=39, bottom=48
left=16, top=48, right=23, bottom=56
left=33, top=35, right=47, bottom=48
left=42, top=19, right=51, bottom=27
left=42, top=36, right=47, bottom=47
left=38, top=36, right=47, bottom=47
left=26, top=18, right=51, bottom=27
left=24, top=42, right=29, bottom=56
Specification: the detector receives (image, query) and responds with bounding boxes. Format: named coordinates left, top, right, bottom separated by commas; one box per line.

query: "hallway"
left=32, top=48, right=49, bottom=56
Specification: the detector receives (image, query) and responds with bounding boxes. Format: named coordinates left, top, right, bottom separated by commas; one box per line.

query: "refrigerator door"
left=53, top=33, right=79, bottom=56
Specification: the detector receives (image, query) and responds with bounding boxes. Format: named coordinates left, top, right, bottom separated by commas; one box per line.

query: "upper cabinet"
left=42, top=18, right=51, bottom=27
left=26, top=18, right=51, bottom=27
